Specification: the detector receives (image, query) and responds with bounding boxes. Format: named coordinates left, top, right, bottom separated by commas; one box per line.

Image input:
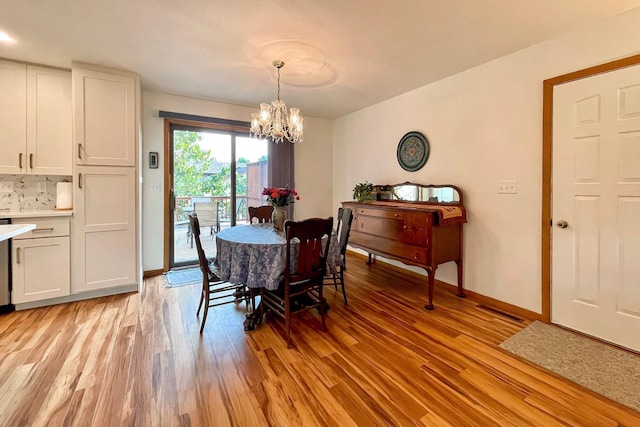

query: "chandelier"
left=250, top=60, right=304, bottom=143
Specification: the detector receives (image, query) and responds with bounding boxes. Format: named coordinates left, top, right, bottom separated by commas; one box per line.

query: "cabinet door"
left=402, top=212, right=431, bottom=245
left=0, top=60, right=27, bottom=174
left=73, top=67, right=137, bottom=166
left=12, top=236, right=70, bottom=304
left=72, top=166, right=137, bottom=292
left=27, top=66, right=72, bottom=175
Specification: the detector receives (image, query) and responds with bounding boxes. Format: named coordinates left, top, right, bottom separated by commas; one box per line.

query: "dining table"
left=214, top=222, right=341, bottom=330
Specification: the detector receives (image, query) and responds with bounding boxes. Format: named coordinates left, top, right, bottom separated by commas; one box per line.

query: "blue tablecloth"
left=215, top=223, right=340, bottom=290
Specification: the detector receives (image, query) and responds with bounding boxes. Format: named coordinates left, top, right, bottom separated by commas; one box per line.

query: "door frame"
left=162, top=116, right=249, bottom=272
left=541, top=54, right=640, bottom=322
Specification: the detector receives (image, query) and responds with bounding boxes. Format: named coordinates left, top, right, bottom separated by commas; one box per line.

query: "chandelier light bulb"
left=251, top=113, right=259, bottom=129
left=250, top=60, right=304, bottom=143
left=259, top=103, right=270, bottom=123
left=289, top=108, right=300, bottom=124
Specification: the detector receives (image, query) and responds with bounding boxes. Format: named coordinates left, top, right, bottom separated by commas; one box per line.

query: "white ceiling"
left=2, top=0, right=640, bottom=119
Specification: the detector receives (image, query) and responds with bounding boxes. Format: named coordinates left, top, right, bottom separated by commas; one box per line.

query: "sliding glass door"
left=169, top=125, right=269, bottom=268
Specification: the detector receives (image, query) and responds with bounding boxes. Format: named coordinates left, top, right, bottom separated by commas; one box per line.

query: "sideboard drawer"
left=398, top=246, right=428, bottom=264
left=349, top=231, right=429, bottom=265
left=357, top=215, right=403, bottom=239
left=357, top=207, right=404, bottom=221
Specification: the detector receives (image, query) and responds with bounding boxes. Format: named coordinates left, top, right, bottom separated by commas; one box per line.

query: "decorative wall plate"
left=397, top=131, right=430, bottom=172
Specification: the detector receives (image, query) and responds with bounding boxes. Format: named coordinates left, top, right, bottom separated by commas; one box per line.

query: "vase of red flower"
left=271, top=206, right=286, bottom=231
left=262, top=187, right=300, bottom=231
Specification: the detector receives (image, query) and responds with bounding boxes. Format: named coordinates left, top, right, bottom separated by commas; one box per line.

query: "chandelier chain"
left=276, top=66, right=281, bottom=101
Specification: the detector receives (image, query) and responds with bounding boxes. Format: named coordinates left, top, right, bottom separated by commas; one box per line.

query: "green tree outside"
left=173, top=130, right=211, bottom=197
left=174, top=131, right=258, bottom=221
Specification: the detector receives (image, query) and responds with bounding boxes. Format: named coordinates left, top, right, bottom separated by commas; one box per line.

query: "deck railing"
left=175, top=196, right=260, bottom=224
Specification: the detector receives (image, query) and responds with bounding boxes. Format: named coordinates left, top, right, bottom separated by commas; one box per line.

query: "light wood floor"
left=1, top=254, right=638, bottom=426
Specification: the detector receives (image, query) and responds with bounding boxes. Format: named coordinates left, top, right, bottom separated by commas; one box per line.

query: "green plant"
left=353, top=181, right=374, bottom=201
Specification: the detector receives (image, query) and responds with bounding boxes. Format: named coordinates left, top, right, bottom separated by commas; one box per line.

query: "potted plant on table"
left=353, top=181, right=375, bottom=202
left=262, top=187, right=299, bottom=231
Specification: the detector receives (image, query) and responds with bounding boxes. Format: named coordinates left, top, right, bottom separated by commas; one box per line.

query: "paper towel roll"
left=56, top=181, right=73, bottom=209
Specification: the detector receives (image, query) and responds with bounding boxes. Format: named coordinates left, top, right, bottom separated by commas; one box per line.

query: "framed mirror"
left=373, top=182, right=463, bottom=205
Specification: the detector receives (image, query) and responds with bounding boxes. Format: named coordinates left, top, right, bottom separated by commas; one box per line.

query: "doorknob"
left=556, top=220, right=569, bottom=229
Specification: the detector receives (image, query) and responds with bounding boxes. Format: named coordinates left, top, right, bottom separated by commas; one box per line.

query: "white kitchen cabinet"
left=0, top=60, right=71, bottom=175
left=71, top=63, right=139, bottom=295
left=11, top=219, right=71, bottom=304
left=0, top=60, right=27, bottom=174
left=73, top=64, right=137, bottom=166
left=72, top=166, right=137, bottom=292
left=27, top=65, right=73, bottom=175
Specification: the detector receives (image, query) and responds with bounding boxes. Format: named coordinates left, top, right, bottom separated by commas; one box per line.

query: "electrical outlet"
left=0, top=182, right=14, bottom=193
left=37, top=182, right=46, bottom=193
left=497, top=180, right=517, bottom=194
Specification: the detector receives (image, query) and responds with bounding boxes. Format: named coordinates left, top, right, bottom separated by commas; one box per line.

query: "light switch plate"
left=497, top=180, right=517, bottom=194
left=145, top=182, right=161, bottom=192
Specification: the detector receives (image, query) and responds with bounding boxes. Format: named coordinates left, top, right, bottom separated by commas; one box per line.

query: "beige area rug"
left=499, top=321, right=640, bottom=412
left=164, top=267, right=201, bottom=287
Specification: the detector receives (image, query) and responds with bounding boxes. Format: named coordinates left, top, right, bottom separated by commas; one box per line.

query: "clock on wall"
left=396, top=131, right=430, bottom=172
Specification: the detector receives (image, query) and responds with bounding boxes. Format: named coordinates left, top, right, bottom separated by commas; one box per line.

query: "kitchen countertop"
left=0, top=224, right=36, bottom=242
left=0, top=209, right=73, bottom=219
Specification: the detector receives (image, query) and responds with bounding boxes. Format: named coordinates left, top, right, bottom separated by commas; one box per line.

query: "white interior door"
left=552, top=64, right=640, bottom=352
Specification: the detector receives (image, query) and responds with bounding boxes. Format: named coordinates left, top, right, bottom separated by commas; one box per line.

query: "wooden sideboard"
left=342, top=183, right=466, bottom=310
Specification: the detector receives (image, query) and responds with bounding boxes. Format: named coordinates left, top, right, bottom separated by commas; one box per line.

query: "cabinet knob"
left=394, top=213, right=398, bottom=217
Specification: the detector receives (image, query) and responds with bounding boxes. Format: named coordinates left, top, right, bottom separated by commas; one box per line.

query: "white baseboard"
left=15, top=285, right=138, bottom=311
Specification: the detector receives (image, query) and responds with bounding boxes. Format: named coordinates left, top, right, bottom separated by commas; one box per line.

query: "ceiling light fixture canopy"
left=250, top=60, right=303, bottom=143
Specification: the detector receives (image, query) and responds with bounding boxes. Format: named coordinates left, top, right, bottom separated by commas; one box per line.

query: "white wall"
left=333, top=8, right=640, bottom=314
left=141, top=91, right=333, bottom=272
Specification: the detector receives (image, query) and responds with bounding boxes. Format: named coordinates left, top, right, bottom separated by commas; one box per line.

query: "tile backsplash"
left=0, top=175, right=72, bottom=211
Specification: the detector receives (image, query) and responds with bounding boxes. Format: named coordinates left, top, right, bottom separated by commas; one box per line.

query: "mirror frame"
left=372, top=182, right=464, bottom=205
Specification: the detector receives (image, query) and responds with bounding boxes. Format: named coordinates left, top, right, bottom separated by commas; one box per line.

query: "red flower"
left=262, top=186, right=299, bottom=206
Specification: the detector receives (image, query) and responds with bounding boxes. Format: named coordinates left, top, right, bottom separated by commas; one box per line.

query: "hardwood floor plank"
left=91, top=323, right=136, bottom=426
left=0, top=362, right=37, bottom=420
left=1, top=254, right=639, bottom=426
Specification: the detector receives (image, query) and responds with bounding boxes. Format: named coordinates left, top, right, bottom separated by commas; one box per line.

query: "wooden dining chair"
left=189, top=213, right=250, bottom=333
left=260, top=216, right=334, bottom=348
left=325, top=207, right=353, bottom=304
left=248, top=205, right=274, bottom=224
